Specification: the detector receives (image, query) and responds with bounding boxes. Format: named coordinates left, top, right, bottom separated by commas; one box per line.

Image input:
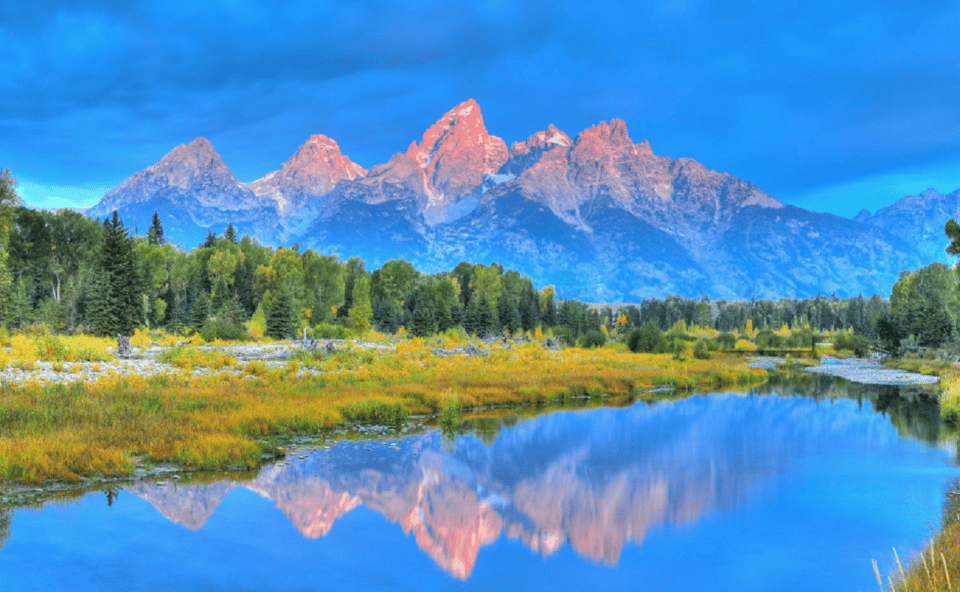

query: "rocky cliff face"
left=322, top=98, right=508, bottom=227
left=91, top=101, right=937, bottom=299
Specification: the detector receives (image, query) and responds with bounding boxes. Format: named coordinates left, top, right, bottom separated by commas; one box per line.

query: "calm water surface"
left=0, top=375, right=956, bottom=591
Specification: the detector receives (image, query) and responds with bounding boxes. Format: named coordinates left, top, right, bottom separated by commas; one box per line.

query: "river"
left=0, top=373, right=956, bottom=591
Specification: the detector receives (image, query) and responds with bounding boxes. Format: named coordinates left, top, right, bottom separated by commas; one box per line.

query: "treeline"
left=1, top=206, right=897, bottom=344
left=3, top=207, right=578, bottom=341
left=866, top=218, right=960, bottom=355
left=881, top=262, right=960, bottom=352
left=618, top=293, right=889, bottom=336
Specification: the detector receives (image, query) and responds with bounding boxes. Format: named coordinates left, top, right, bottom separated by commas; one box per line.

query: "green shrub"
left=200, top=318, right=249, bottom=342
left=311, top=323, right=352, bottom=339
left=693, top=340, right=711, bottom=360
left=36, top=335, right=67, bottom=362
left=943, top=400, right=960, bottom=425
left=755, top=329, right=785, bottom=349
left=717, top=332, right=737, bottom=349
left=627, top=322, right=668, bottom=353
left=439, top=399, right=461, bottom=429
left=580, top=329, right=607, bottom=349
left=833, top=332, right=872, bottom=358
left=552, top=326, right=576, bottom=347
left=787, top=328, right=813, bottom=349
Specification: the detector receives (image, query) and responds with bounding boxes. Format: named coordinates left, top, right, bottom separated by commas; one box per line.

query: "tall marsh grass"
left=0, top=341, right=766, bottom=484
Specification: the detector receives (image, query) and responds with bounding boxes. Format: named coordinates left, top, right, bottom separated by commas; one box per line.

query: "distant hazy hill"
left=90, top=99, right=941, bottom=300
left=855, top=188, right=960, bottom=267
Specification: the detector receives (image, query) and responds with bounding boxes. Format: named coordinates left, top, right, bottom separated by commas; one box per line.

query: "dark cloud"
left=1, top=0, right=959, bottom=213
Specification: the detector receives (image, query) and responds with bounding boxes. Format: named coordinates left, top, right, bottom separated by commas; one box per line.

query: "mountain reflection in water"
left=126, top=382, right=945, bottom=579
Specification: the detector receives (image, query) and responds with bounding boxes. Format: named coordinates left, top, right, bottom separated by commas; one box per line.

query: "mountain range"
left=88, top=99, right=958, bottom=301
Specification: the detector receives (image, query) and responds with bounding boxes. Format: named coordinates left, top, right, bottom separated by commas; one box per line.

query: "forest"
left=1, top=159, right=959, bottom=356
left=0, top=205, right=921, bottom=348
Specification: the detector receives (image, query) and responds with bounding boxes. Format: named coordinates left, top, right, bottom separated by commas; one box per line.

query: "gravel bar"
left=803, top=356, right=939, bottom=386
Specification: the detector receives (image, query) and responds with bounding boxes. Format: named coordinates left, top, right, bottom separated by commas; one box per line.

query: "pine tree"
left=90, top=212, right=141, bottom=336
left=266, top=286, right=296, bottom=339
left=373, top=297, right=403, bottom=333
left=465, top=294, right=498, bottom=337
left=86, top=272, right=110, bottom=335
left=498, top=288, right=521, bottom=334
left=189, top=289, right=210, bottom=332
left=224, top=223, right=238, bottom=243
left=519, top=283, right=540, bottom=332
left=147, top=212, right=164, bottom=245
left=410, top=293, right=436, bottom=337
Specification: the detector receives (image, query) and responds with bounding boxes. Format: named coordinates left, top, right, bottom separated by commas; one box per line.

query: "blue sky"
left=2, top=0, right=960, bottom=217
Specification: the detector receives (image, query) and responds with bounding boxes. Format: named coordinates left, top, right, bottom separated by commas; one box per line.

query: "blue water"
left=0, top=384, right=956, bottom=592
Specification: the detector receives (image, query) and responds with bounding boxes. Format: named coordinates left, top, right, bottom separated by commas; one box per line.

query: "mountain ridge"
left=89, top=99, right=945, bottom=300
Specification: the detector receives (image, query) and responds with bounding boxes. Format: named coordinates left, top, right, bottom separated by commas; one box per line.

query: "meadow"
left=0, top=329, right=768, bottom=485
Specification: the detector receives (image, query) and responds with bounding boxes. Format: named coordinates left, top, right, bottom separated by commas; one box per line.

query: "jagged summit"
left=90, top=100, right=932, bottom=299
left=500, top=124, right=573, bottom=176
left=407, top=98, right=508, bottom=202
left=245, top=134, right=366, bottom=215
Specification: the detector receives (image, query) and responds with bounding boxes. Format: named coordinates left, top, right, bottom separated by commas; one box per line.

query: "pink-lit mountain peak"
left=572, top=118, right=639, bottom=157
left=290, top=134, right=365, bottom=172
left=244, top=133, right=368, bottom=214
left=279, top=134, right=367, bottom=184
left=406, top=98, right=509, bottom=198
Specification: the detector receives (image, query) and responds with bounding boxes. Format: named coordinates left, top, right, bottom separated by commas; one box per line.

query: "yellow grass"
left=0, top=342, right=766, bottom=484
left=884, top=511, right=960, bottom=591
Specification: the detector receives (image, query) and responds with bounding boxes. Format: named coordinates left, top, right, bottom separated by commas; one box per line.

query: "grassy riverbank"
left=880, top=488, right=960, bottom=591
left=0, top=338, right=766, bottom=485
left=872, top=356, right=960, bottom=591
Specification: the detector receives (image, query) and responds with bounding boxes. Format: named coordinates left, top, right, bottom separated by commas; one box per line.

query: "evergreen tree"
left=90, top=212, right=140, bottom=336
left=519, top=282, right=540, bottom=331
left=224, top=223, right=238, bottom=243
left=338, top=257, right=366, bottom=321
left=410, top=292, right=436, bottom=337
left=189, top=289, right=210, bottom=332
left=465, top=294, right=498, bottom=337
left=498, top=288, right=521, bottom=334
left=265, top=286, right=296, bottom=339
left=540, top=286, right=558, bottom=327
left=628, top=322, right=668, bottom=353
left=147, top=212, right=164, bottom=245
left=947, top=218, right=960, bottom=261
left=373, top=297, right=403, bottom=333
